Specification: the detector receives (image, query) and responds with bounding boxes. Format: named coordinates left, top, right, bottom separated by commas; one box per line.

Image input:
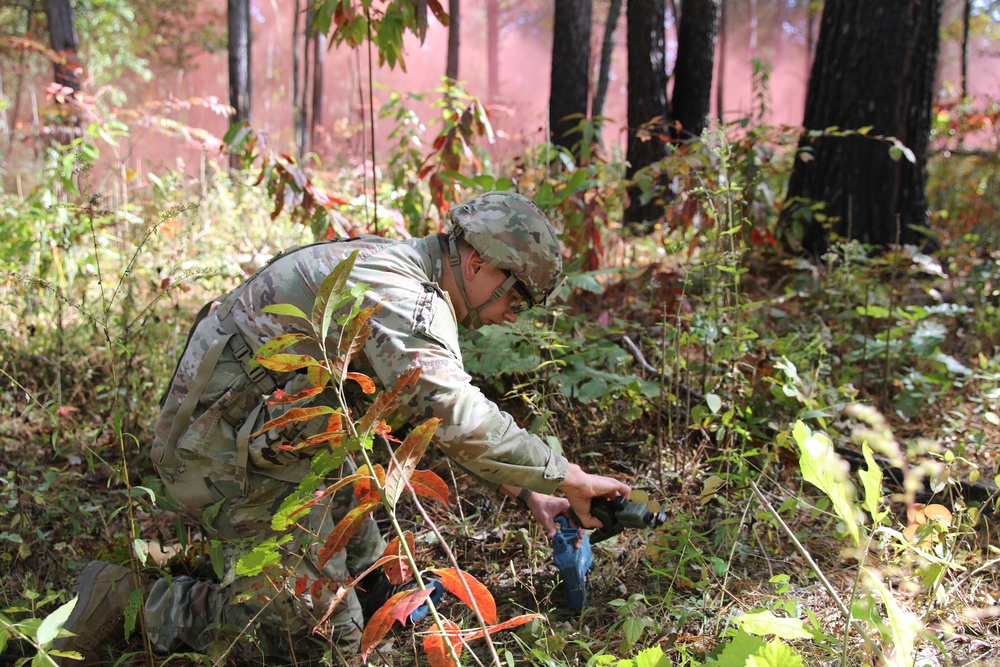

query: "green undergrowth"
left=1, top=82, right=999, bottom=666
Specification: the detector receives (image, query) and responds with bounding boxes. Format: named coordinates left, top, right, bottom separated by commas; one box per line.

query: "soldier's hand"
left=557, top=464, right=631, bottom=530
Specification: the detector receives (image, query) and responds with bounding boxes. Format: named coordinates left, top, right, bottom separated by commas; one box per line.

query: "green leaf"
left=36, top=597, right=78, bottom=647
left=262, top=303, right=309, bottom=320
left=210, top=540, right=226, bottom=580
left=124, top=587, right=143, bottom=639
left=621, top=616, right=645, bottom=653
left=312, top=250, right=360, bottom=340
left=864, top=567, right=921, bottom=659
left=858, top=443, right=885, bottom=521
left=734, top=610, right=813, bottom=640
left=713, top=630, right=766, bottom=667
left=234, top=535, right=292, bottom=577
left=705, top=393, right=722, bottom=414
left=746, top=639, right=803, bottom=667
left=634, top=645, right=671, bottom=667
left=792, top=421, right=861, bottom=546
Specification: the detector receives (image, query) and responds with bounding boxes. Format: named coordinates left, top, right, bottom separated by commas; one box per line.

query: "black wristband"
left=516, top=488, right=532, bottom=508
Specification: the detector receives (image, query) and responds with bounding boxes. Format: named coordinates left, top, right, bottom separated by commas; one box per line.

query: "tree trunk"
left=550, top=0, right=592, bottom=159
left=783, top=0, right=943, bottom=255
left=228, top=0, right=252, bottom=168
left=716, top=0, right=725, bottom=121
left=487, top=0, right=499, bottom=102
left=44, top=0, right=80, bottom=95
left=625, top=0, right=668, bottom=228
left=671, top=0, right=720, bottom=141
left=446, top=0, right=460, bottom=82
left=592, top=0, right=623, bottom=124
left=311, top=16, right=325, bottom=152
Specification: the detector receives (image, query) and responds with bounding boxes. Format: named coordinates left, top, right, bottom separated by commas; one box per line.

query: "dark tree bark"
left=716, top=0, right=726, bottom=121
left=961, top=0, right=971, bottom=99
left=228, top=0, right=252, bottom=154
left=592, top=0, right=623, bottom=123
left=446, top=0, right=460, bottom=82
left=311, top=24, right=325, bottom=150
left=671, top=0, right=720, bottom=141
left=487, top=0, right=499, bottom=102
left=783, top=0, right=942, bottom=255
left=44, top=0, right=80, bottom=95
left=625, top=0, right=668, bottom=228
left=549, top=0, right=592, bottom=159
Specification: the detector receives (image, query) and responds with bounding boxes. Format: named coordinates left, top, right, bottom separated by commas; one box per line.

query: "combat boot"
left=52, top=561, right=145, bottom=664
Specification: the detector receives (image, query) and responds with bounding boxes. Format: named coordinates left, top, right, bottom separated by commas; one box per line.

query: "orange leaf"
left=317, top=499, right=379, bottom=568
left=290, top=430, right=344, bottom=452
left=265, top=385, right=326, bottom=405
left=250, top=406, right=336, bottom=438
left=424, top=618, right=462, bottom=667
left=354, top=464, right=385, bottom=506
left=409, top=469, right=450, bottom=505
left=339, top=305, right=381, bottom=357
left=297, top=471, right=366, bottom=517
left=429, top=567, right=496, bottom=625
left=384, top=419, right=440, bottom=509
left=317, top=554, right=397, bottom=626
left=382, top=532, right=415, bottom=585
left=461, top=613, right=545, bottom=642
left=394, top=364, right=422, bottom=392
left=360, top=588, right=432, bottom=661
left=359, top=391, right=402, bottom=435
left=347, top=372, right=376, bottom=394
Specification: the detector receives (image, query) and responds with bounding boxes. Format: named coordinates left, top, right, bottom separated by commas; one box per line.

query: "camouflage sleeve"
left=358, top=273, right=569, bottom=494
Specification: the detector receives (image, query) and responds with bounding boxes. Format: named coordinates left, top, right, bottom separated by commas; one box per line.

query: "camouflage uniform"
left=146, top=193, right=569, bottom=659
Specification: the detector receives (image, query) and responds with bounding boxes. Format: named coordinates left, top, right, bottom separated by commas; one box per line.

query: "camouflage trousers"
left=149, top=351, right=385, bottom=662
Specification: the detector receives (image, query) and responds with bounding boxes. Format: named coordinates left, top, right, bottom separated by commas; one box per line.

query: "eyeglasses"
left=509, top=280, right=533, bottom=314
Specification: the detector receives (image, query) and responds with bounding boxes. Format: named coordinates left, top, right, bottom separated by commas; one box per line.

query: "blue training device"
left=552, top=515, right=593, bottom=609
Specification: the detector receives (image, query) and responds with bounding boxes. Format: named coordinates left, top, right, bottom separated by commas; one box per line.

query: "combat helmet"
left=446, top=191, right=564, bottom=329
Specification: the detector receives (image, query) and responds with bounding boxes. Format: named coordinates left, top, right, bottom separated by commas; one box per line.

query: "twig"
left=618, top=334, right=705, bottom=404
left=748, top=479, right=885, bottom=662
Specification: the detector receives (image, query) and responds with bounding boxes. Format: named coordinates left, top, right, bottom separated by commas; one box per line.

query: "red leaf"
left=294, top=576, right=309, bottom=596
left=390, top=587, right=434, bottom=626
left=317, top=499, right=379, bottom=568
left=428, top=568, right=497, bottom=624
left=382, top=532, right=415, bottom=585
left=409, top=470, right=450, bottom=505
left=384, top=419, right=440, bottom=508
left=424, top=618, right=462, bottom=667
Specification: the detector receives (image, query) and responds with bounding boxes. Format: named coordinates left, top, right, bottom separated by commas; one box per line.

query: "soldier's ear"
left=466, top=250, right=485, bottom=278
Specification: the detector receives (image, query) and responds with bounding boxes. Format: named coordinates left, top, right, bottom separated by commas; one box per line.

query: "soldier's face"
left=465, top=255, right=524, bottom=327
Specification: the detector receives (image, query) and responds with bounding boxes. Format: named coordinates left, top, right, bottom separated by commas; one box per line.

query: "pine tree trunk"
left=550, top=0, right=592, bottom=160
left=625, top=0, right=668, bottom=228
left=228, top=0, right=252, bottom=169
left=671, top=0, right=720, bottom=141
left=44, top=0, right=80, bottom=95
left=592, top=0, right=623, bottom=123
left=783, top=0, right=942, bottom=255
left=446, top=0, right=460, bottom=82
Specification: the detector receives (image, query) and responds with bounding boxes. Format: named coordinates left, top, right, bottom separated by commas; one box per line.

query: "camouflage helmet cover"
left=448, top=191, right=563, bottom=306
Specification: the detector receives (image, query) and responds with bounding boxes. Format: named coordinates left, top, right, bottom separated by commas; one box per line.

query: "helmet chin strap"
left=446, top=232, right=518, bottom=329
